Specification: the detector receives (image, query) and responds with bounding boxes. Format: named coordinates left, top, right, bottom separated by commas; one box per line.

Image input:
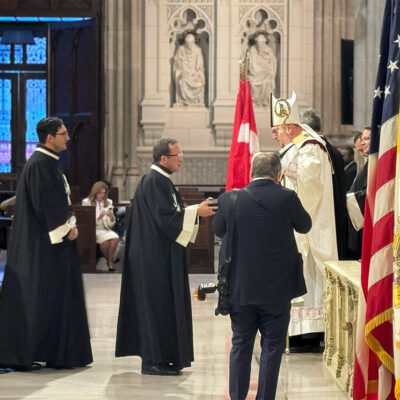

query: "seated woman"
left=82, top=182, right=119, bottom=271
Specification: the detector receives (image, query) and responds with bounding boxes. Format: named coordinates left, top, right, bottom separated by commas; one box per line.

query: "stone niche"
left=140, top=0, right=315, bottom=186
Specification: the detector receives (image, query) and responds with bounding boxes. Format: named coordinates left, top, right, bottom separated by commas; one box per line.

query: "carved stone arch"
left=240, top=6, right=283, bottom=101
left=168, top=6, right=212, bottom=107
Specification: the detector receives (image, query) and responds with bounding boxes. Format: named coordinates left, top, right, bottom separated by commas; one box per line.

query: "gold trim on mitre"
left=270, top=91, right=301, bottom=127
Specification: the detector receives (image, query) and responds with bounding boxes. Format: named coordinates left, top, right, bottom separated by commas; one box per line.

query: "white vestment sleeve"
left=346, top=192, right=364, bottom=231
left=49, top=215, right=77, bottom=244
left=175, top=205, right=199, bottom=247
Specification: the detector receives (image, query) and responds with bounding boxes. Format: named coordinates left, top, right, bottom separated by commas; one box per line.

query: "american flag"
left=353, top=1, right=399, bottom=399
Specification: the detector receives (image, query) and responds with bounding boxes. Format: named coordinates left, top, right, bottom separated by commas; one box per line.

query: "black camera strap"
left=243, top=186, right=270, bottom=213
left=220, top=189, right=239, bottom=274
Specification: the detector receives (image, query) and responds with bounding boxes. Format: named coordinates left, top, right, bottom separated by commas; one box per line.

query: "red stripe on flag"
left=366, top=275, right=393, bottom=321
left=370, top=210, right=395, bottom=255
left=354, top=358, right=366, bottom=399
left=375, top=147, right=396, bottom=190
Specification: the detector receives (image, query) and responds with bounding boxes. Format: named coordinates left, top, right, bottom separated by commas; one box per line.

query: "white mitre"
left=270, top=91, right=300, bottom=127
left=270, top=91, right=326, bottom=146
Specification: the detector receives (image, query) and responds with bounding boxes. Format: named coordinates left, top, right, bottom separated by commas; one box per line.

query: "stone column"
left=313, top=0, right=355, bottom=142
left=140, top=0, right=166, bottom=147
left=125, top=0, right=142, bottom=198
left=104, top=0, right=142, bottom=199
left=212, top=0, right=238, bottom=147
left=353, top=0, right=385, bottom=130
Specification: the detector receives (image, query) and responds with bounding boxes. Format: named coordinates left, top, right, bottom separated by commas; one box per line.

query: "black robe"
left=347, top=162, right=368, bottom=259
left=0, top=149, right=92, bottom=368
left=322, top=137, right=348, bottom=260
left=116, top=168, right=194, bottom=368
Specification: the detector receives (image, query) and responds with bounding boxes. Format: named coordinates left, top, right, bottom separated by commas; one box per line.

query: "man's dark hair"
left=301, top=108, right=321, bottom=132
left=341, top=145, right=354, bottom=157
left=353, top=131, right=362, bottom=143
left=251, top=152, right=282, bottom=180
left=153, top=139, right=178, bottom=162
left=364, top=126, right=371, bottom=131
left=36, top=117, right=64, bottom=144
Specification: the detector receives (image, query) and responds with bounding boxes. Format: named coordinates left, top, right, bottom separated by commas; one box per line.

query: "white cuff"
left=346, top=193, right=364, bottom=231
left=49, top=215, right=77, bottom=244
left=176, top=205, right=199, bottom=247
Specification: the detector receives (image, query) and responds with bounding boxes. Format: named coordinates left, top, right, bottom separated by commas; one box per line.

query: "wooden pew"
left=177, top=186, right=214, bottom=274
left=73, top=205, right=97, bottom=273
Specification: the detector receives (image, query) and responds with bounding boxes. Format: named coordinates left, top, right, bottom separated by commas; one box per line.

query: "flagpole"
left=239, top=50, right=250, bottom=82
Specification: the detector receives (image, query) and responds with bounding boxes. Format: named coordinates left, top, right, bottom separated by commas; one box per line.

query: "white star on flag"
left=384, top=85, right=391, bottom=97
left=374, top=87, right=383, bottom=99
left=395, top=34, right=400, bottom=47
left=388, top=59, right=399, bottom=72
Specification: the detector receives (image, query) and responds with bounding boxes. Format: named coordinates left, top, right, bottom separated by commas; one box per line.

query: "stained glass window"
left=0, top=17, right=92, bottom=22
left=27, top=37, right=46, bottom=64
left=0, top=41, right=11, bottom=64
left=14, top=45, right=23, bottom=64
left=26, top=79, right=46, bottom=160
left=0, top=80, right=12, bottom=172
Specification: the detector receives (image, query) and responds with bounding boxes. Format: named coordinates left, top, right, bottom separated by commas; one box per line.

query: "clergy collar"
left=35, top=144, right=60, bottom=160
left=151, top=164, right=172, bottom=180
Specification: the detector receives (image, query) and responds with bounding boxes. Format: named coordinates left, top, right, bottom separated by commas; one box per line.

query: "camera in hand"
left=207, top=197, right=218, bottom=207
left=194, top=277, right=230, bottom=316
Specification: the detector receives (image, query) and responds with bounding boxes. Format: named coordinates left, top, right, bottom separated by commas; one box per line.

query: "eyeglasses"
left=167, top=152, right=184, bottom=159
left=55, top=131, right=69, bottom=137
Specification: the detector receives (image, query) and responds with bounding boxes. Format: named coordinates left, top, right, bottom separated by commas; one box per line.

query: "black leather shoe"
left=15, top=362, right=42, bottom=372
left=141, top=365, right=181, bottom=376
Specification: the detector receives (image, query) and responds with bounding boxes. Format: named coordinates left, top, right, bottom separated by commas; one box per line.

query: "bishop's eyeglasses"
left=167, top=152, right=184, bottom=159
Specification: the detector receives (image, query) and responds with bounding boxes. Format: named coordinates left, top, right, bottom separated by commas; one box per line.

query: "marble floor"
left=0, top=272, right=347, bottom=400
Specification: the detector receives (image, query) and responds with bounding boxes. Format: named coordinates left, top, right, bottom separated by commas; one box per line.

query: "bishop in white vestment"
left=271, top=92, right=338, bottom=336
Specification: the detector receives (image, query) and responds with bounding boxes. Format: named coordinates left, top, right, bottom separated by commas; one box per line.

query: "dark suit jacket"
left=212, top=179, right=312, bottom=305
left=344, top=161, right=357, bottom=192
left=347, top=162, right=368, bottom=256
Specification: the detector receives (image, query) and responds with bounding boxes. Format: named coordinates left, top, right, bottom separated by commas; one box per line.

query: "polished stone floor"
left=0, top=272, right=347, bottom=400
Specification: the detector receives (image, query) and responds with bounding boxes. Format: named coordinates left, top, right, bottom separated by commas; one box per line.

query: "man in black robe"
left=0, top=117, right=92, bottom=370
left=116, top=139, right=216, bottom=376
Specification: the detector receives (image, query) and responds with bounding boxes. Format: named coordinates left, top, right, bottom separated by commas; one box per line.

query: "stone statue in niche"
left=173, top=32, right=205, bottom=106
left=248, top=32, right=277, bottom=106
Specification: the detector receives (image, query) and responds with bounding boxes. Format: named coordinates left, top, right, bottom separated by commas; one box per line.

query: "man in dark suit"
left=213, top=152, right=311, bottom=400
left=340, top=145, right=357, bottom=191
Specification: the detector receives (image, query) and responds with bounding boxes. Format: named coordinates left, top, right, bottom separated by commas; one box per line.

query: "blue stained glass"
left=14, top=45, right=23, bottom=64
left=0, top=80, right=12, bottom=172
left=38, top=17, right=62, bottom=22
left=25, top=79, right=46, bottom=160
left=27, top=37, right=46, bottom=64
left=0, top=17, right=91, bottom=22
left=0, top=41, right=11, bottom=64
left=62, top=17, right=92, bottom=21
left=15, top=17, right=38, bottom=22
